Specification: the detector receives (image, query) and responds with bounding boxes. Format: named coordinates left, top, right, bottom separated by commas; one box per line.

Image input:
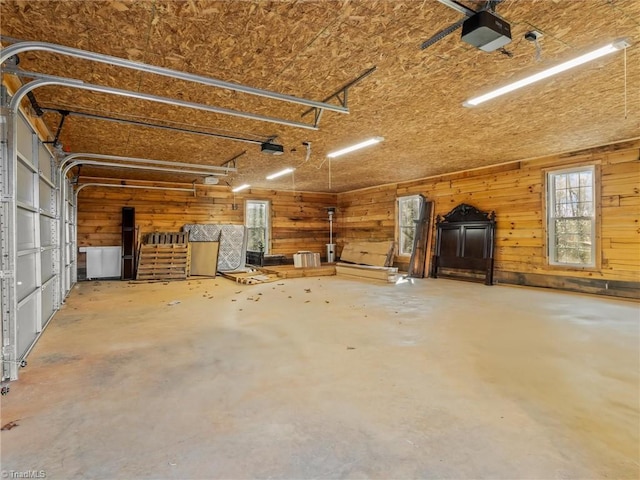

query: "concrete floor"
left=1, top=276, right=638, bottom=479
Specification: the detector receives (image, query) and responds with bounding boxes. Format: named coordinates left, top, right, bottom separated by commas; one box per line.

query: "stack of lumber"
left=261, top=265, right=336, bottom=279
left=136, top=231, right=191, bottom=281
left=337, top=240, right=398, bottom=282
left=339, top=241, right=395, bottom=267
left=335, top=264, right=399, bottom=283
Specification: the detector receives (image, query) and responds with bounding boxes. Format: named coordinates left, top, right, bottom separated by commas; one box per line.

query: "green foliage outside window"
left=549, top=168, right=595, bottom=266
left=246, top=201, right=269, bottom=253
left=398, top=196, right=421, bottom=255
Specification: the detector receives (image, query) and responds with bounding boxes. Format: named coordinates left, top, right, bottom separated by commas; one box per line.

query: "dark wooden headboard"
left=430, top=204, right=496, bottom=285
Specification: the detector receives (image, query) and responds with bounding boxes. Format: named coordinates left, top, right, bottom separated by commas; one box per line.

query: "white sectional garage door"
left=1, top=111, right=67, bottom=384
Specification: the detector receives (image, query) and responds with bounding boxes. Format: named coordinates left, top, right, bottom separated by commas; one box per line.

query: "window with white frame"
left=245, top=200, right=270, bottom=253
left=547, top=166, right=596, bottom=266
left=398, top=195, right=421, bottom=256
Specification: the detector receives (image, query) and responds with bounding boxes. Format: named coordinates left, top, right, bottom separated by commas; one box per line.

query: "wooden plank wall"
left=336, top=140, right=640, bottom=297
left=76, top=139, right=638, bottom=297
left=77, top=177, right=336, bottom=264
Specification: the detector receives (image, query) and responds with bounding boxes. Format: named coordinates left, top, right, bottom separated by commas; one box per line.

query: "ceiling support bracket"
left=43, top=110, right=68, bottom=146
left=302, top=66, right=377, bottom=125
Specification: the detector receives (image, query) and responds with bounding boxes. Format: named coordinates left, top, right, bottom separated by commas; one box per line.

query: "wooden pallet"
left=136, top=244, right=191, bottom=281
left=146, top=232, right=188, bottom=245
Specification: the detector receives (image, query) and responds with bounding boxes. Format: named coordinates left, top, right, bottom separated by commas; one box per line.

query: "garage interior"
left=1, top=1, right=639, bottom=479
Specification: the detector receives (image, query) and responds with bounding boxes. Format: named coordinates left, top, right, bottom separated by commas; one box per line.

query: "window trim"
left=545, top=164, right=600, bottom=269
left=244, top=199, right=271, bottom=254
left=397, top=195, right=421, bottom=257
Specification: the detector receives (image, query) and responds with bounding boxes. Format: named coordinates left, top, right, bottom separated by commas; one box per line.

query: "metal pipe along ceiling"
left=0, top=41, right=348, bottom=114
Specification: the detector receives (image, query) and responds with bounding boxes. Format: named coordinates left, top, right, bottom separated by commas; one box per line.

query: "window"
left=245, top=200, right=270, bottom=253
left=398, top=195, right=421, bottom=256
left=547, top=166, right=596, bottom=266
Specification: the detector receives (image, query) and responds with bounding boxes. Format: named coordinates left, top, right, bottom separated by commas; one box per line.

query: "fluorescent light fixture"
left=464, top=38, right=630, bottom=107
left=327, top=136, right=384, bottom=158
left=266, top=167, right=295, bottom=180
left=232, top=184, right=250, bottom=192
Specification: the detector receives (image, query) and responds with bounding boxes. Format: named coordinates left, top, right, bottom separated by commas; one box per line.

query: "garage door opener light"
left=463, top=38, right=630, bottom=107
left=327, top=137, right=384, bottom=158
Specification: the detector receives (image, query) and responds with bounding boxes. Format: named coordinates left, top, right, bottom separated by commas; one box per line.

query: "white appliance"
left=85, top=246, right=122, bottom=279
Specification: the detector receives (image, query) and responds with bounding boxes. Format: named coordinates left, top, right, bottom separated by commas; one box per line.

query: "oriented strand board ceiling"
left=1, top=0, right=639, bottom=193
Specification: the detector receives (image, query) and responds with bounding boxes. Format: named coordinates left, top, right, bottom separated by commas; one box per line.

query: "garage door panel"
left=17, top=161, right=34, bottom=206
left=41, top=282, right=55, bottom=326
left=17, top=253, right=37, bottom=302
left=40, top=216, right=56, bottom=247
left=17, top=208, right=36, bottom=251
left=41, top=249, right=55, bottom=283
left=16, top=116, right=33, bottom=161
left=39, top=145, right=54, bottom=182
left=39, top=182, right=55, bottom=216
left=17, top=297, right=38, bottom=359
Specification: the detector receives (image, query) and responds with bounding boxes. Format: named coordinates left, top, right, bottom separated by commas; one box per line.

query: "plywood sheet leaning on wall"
left=190, top=242, right=220, bottom=277
left=340, top=241, right=395, bottom=267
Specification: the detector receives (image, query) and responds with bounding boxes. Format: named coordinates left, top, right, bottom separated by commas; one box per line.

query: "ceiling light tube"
left=232, top=184, right=250, bottom=192
left=266, top=167, right=295, bottom=180
left=463, top=38, right=630, bottom=107
left=327, top=136, right=384, bottom=158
